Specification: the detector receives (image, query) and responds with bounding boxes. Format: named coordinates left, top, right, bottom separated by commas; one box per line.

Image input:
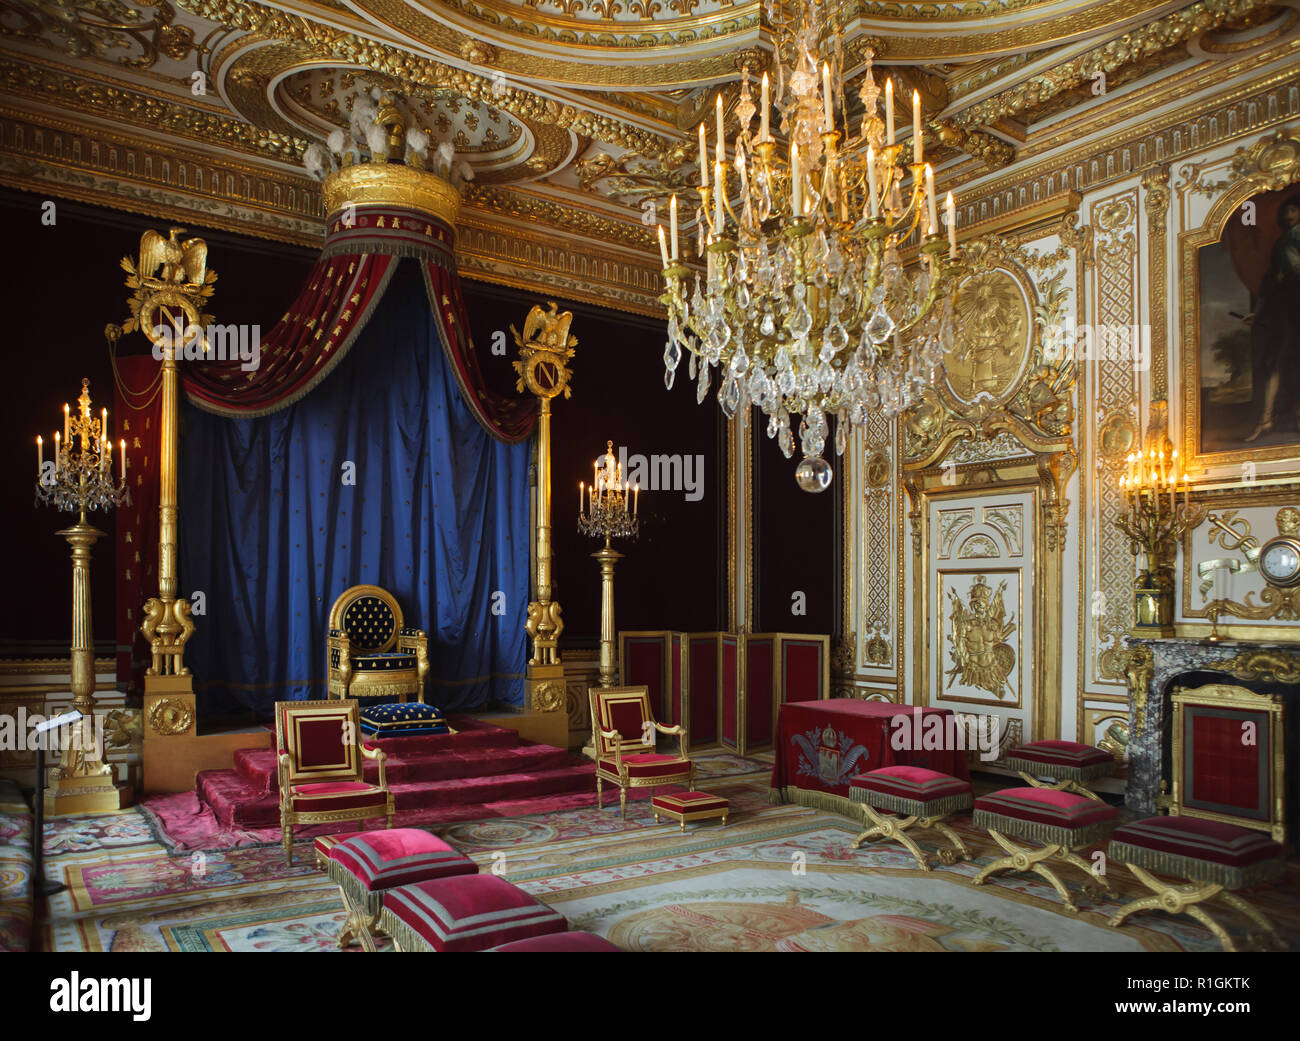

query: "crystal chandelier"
left=657, top=0, right=962, bottom=491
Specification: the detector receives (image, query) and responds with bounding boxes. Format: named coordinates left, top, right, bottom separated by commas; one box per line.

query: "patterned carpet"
left=39, top=752, right=1300, bottom=952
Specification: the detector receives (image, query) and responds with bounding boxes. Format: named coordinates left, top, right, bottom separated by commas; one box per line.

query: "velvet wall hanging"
left=174, top=258, right=530, bottom=716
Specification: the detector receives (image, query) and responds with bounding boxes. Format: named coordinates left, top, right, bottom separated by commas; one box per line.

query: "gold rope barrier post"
left=33, top=380, right=132, bottom=813
left=512, top=303, right=576, bottom=716
left=121, top=228, right=217, bottom=721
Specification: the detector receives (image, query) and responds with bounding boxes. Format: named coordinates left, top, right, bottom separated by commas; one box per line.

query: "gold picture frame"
left=1179, top=128, right=1300, bottom=477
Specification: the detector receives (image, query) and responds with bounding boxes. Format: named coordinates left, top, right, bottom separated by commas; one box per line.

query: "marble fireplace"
left=1122, top=637, right=1298, bottom=838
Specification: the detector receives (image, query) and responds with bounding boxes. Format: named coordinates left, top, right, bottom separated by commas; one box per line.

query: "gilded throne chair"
left=591, top=685, right=694, bottom=819
left=274, top=699, right=394, bottom=865
left=327, top=585, right=430, bottom=704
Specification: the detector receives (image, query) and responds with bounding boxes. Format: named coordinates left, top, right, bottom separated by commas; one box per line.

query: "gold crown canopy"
left=321, top=163, right=461, bottom=229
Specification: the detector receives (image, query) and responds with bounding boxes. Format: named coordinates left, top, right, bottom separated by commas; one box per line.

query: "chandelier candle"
left=656, top=5, right=963, bottom=490
left=913, top=91, right=923, bottom=164
left=885, top=78, right=894, bottom=144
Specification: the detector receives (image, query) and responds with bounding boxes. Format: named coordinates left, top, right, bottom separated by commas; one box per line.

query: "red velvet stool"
left=326, top=829, right=478, bottom=951
left=380, top=873, right=567, bottom=952
left=849, top=766, right=973, bottom=871
left=313, top=831, right=357, bottom=872
left=653, top=790, right=729, bottom=831
left=488, top=932, right=622, bottom=952
left=1005, top=740, right=1114, bottom=801
left=973, top=787, right=1119, bottom=913
left=1107, top=816, right=1287, bottom=951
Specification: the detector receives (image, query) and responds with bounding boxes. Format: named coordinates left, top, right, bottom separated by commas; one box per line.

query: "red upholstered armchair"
left=275, top=699, right=394, bottom=864
left=591, top=686, right=694, bottom=818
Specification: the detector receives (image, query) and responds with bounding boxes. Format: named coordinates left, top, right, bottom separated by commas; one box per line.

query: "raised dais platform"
left=196, top=715, right=596, bottom=830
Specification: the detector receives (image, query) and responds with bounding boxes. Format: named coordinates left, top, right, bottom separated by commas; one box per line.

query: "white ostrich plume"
left=302, top=142, right=330, bottom=181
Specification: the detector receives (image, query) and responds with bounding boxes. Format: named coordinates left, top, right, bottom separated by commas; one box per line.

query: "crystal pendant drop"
left=778, top=423, right=794, bottom=459
left=720, top=375, right=741, bottom=417
left=835, top=417, right=848, bottom=456
left=664, top=367, right=676, bottom=390
left=696, top=362, right=710, bottom=403
left=760, top=312, right=777, bottom=338
left=789, top=301, right=813, bottom=338
left=866, top=306, right=895, bottom=344
left=664, top=339, right=681, bottom=369
left=689, top=353, right=697, bottom=379
left=767, top=412, right=780, bottom=439
left=794, top=455, right=833, bottom=493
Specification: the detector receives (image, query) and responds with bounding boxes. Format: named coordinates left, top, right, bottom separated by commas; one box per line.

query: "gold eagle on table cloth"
left=945, top=575, right=1016, bottom=700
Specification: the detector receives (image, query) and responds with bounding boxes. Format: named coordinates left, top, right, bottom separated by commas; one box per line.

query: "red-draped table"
left=770, top=700, right=970, bottom=809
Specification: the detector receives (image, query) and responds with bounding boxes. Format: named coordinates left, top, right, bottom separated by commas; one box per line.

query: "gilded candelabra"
left=512, top=302, right=577, bottom=714
left=658, top=1, right=962, bottom=491
left=33, top=378, right=131, bottom=813
left=1116, top=447, right=1206, bottom=636
left=579, top=441, right=640, bottom=688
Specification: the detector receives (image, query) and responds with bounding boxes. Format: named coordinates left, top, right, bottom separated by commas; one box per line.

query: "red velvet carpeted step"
left=197, top=763, right=598, bottom=829
left=233, top=742, right=571, bottom=793
left=197, top=717, right=597, bottom=830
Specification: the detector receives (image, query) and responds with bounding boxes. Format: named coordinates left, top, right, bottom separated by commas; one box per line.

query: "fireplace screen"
left=1171, top=684, right=1286, bottom=843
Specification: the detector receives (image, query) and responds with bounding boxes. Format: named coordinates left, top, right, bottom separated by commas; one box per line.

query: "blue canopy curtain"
left=178, top=259, right=532, bottom=717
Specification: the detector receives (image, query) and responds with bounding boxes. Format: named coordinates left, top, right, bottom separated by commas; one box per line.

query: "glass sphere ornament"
left=795, top=455, right=833, bottom=493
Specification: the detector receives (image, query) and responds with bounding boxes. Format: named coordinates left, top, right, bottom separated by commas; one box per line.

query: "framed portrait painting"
left=1182, top=152, right=1300, bottom=473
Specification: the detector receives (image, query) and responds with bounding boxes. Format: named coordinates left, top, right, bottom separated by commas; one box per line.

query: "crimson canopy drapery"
left=115, top=201, right=538, bottom=706
left=180, top=209, right=537, bottom=440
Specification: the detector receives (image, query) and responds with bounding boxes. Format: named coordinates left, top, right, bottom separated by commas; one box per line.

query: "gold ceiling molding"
left=216, top=37, right=577, bottom=180
left=383, top=0, right=762, bottom=51
left=950, top=0, right=1276, bottom=128
left=0, top=55, right=301, bottom=160
left=946, top=60, right=1299, bottom=234
left=0, top=0, right=206, bottom=70
left=192, top=0, right=671, bottom=150
left=463, top=183, right=657, bottom=252
left=183, top=0, right=755, bottom=94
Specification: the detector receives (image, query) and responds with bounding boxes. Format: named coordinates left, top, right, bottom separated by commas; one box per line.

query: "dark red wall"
left=460, top=282, right=727, bottom=644
left=754, top=422, right=840, bottom=637
left=0, top=190, right=316, bottom=657
left=0, top=188, right=728, bottom=659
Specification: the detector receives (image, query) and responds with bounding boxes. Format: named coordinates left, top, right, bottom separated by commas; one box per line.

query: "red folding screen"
left=620, top=630, right=828, bottom=754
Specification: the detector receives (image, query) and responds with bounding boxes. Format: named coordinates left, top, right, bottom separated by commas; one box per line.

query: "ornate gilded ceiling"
left=0, top=0, right=1297, bottom=313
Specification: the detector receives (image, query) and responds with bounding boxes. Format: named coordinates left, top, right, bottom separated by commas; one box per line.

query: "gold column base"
left=526, top=661, right=566, bottom=715
left=45, top=773, right=133, bottom=815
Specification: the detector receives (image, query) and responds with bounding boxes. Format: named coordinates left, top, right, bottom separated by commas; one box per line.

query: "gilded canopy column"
left=122, top=229, right=216, bottom=712
left=512, top=303, right=577, bottom=715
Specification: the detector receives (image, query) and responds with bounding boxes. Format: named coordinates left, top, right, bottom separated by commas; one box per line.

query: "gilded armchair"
left=327, top=585, right=429, bottom=703
left=591, top=686, right=694, bottom=819
left=275, top=699, right=394, bottom=865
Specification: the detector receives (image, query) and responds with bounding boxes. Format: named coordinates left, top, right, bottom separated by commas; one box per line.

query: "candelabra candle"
left=761, top=72, right=770, bottom=139
left=34, top=378, right=128, bottom=520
